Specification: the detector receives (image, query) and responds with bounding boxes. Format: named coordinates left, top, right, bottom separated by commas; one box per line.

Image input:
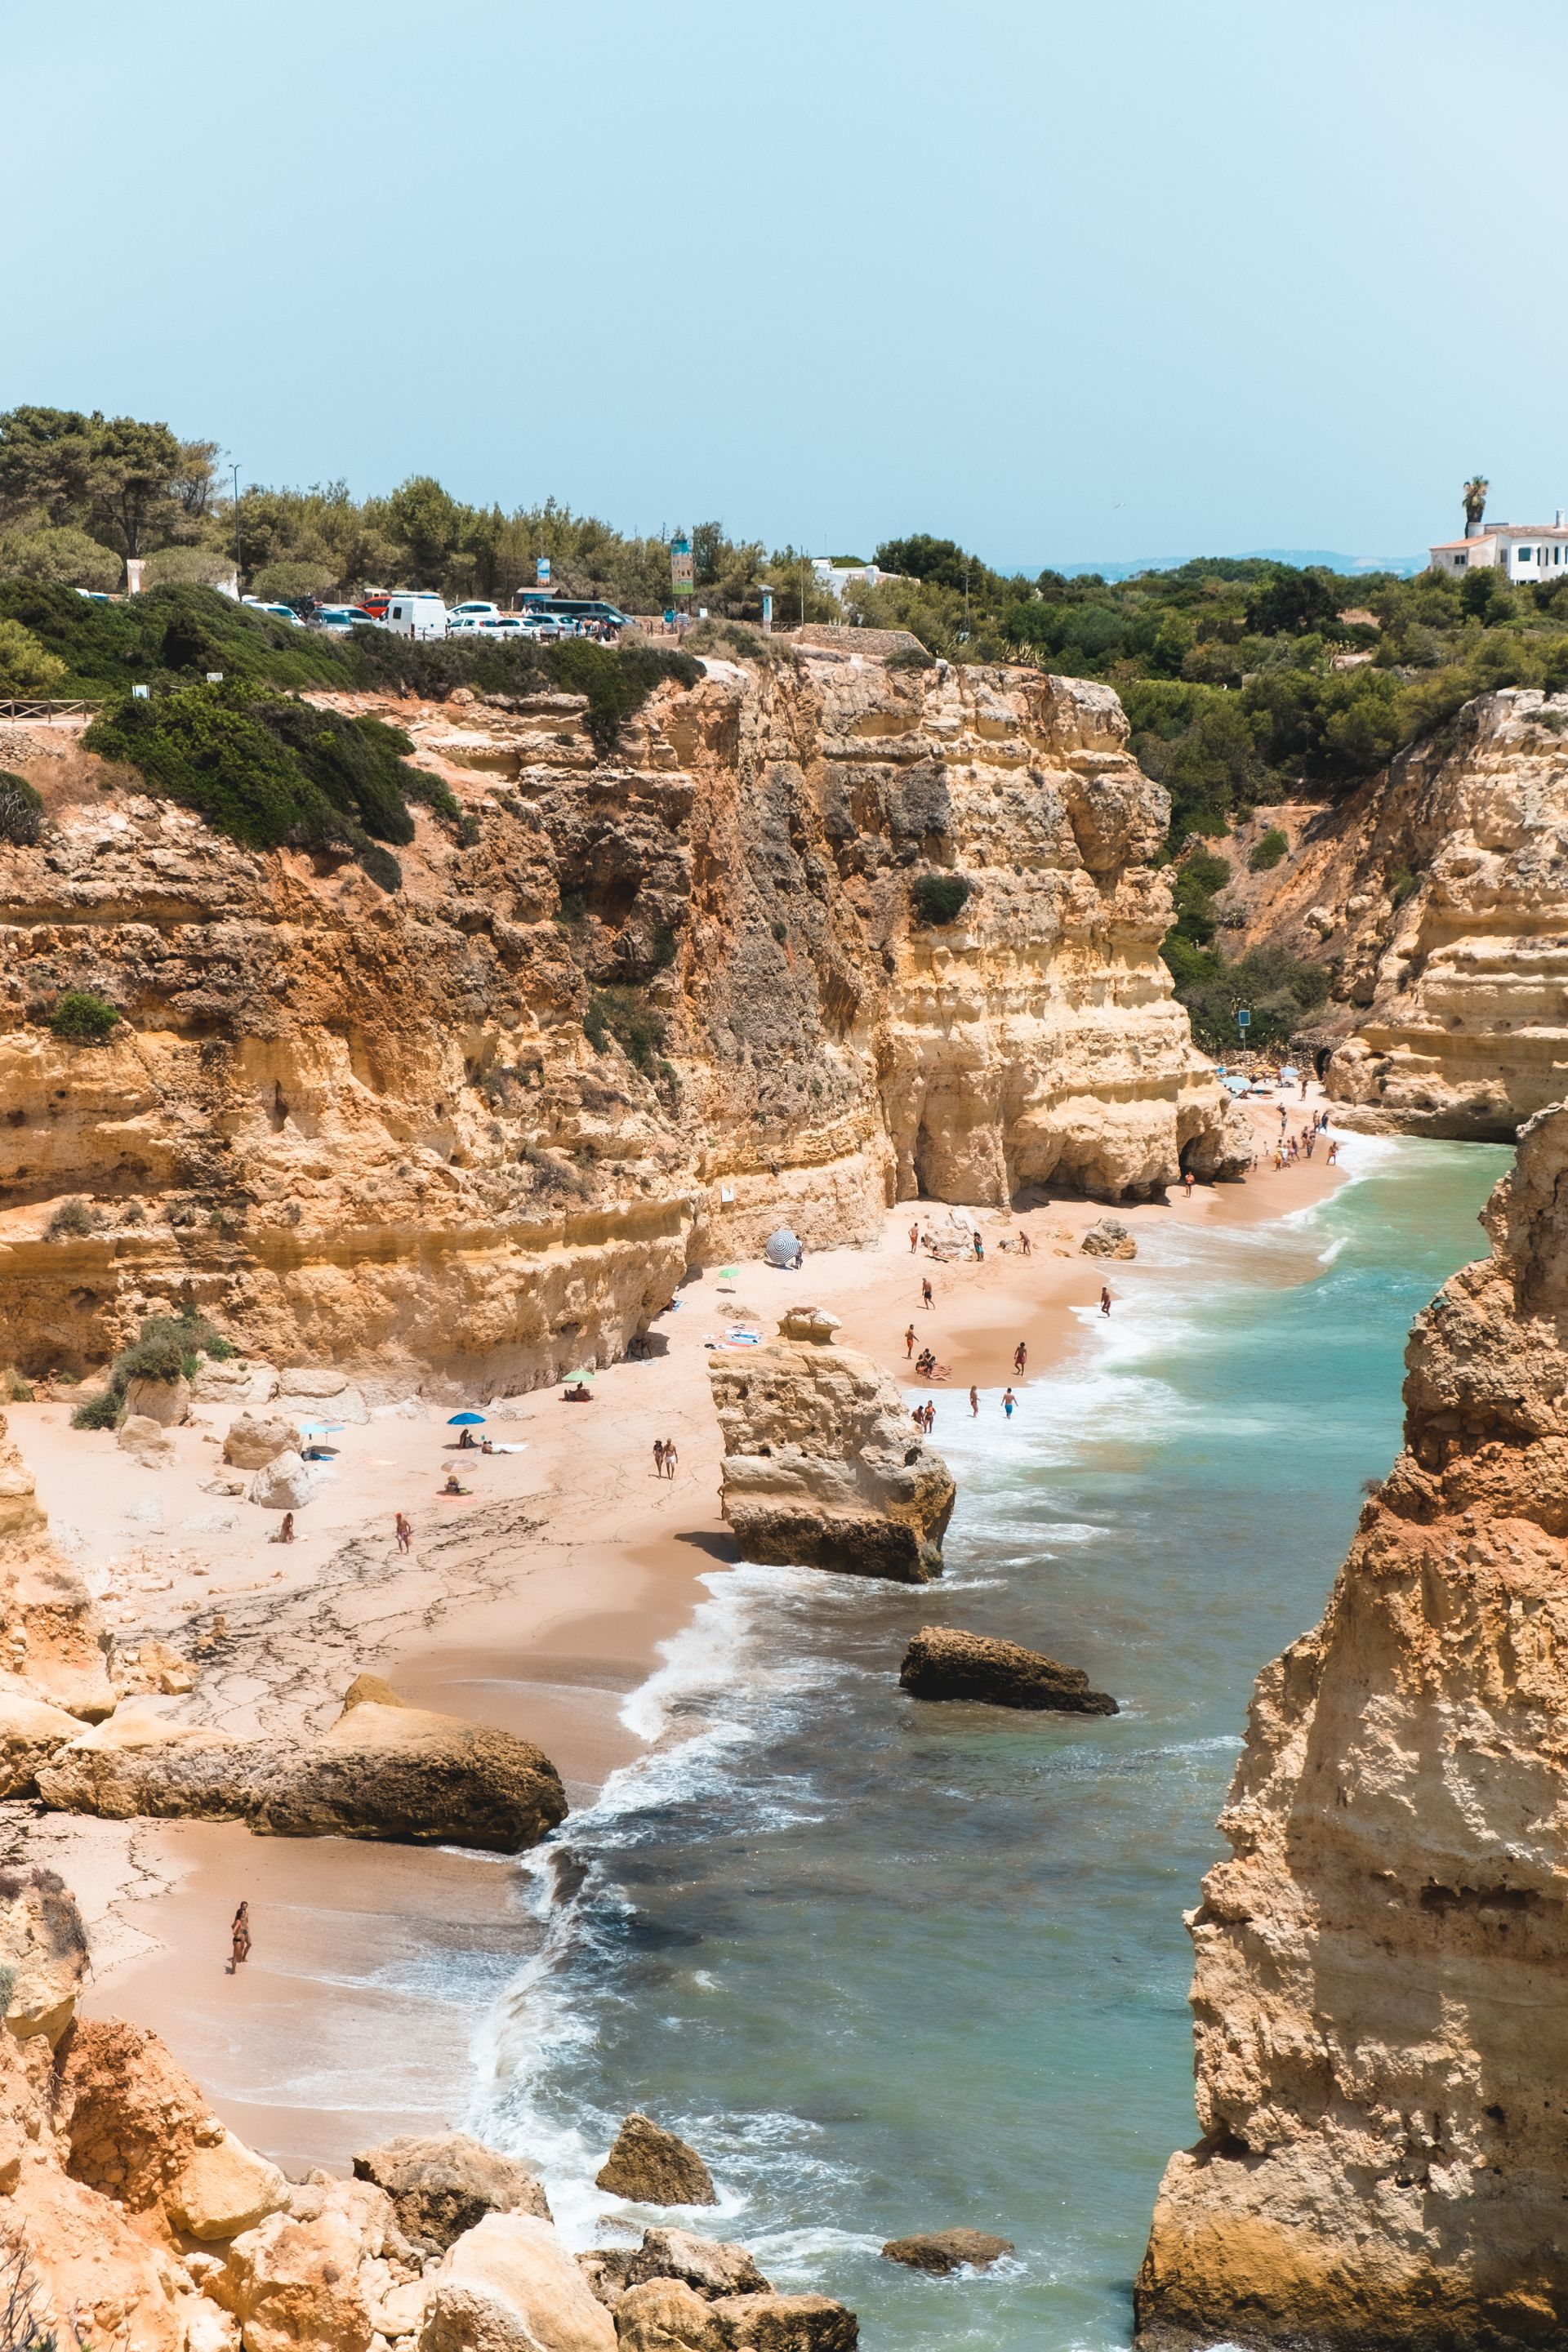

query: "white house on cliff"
left=1430, top=513, right=1568, bottom=577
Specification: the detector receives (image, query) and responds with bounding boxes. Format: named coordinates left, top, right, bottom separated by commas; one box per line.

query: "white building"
left=812, top=559, right=900, bottom=599
left=1429, top=514, right=1568, bottom=579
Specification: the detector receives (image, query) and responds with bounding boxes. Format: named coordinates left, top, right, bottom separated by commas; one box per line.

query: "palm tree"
left=1463, top=475, right=1490, bottom=534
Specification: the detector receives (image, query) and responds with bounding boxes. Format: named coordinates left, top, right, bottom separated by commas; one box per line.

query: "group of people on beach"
left=1272, top=1107, right=1337, bottom=1173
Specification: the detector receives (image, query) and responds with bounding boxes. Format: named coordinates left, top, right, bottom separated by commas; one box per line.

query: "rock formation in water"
left=880, top=2230, right=1015, bottom=2274
left=1137, top=1102, right=1568, bottom=2350
left=0, top=648, right=1240, bottom=1390
left=595, top=2112, right=717, bottom=2207
left=710, top=1307, right=955, bottom=1582
left=898, top=1625, right=1117, bottom=1713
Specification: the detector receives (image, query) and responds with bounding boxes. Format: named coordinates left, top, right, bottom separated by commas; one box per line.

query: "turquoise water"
left=476, top=1137, right=1508, bottom=2350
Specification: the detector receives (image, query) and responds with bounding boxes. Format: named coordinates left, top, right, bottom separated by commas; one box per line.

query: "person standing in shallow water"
left=1100, top=1287, right=1112, bottom=1316
left=969, top=1385, right=979, bottom=1418
left=229, top=1903, right=252, bottom=1974
left=1001, top=1388, right=1017, bottom=1419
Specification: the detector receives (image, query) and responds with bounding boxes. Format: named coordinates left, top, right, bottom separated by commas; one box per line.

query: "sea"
left=467, top=1134, right=1508, bottom=2351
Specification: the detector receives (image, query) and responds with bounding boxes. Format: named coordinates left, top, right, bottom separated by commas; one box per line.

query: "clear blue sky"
left=8, top=0, right=1566, bottom=570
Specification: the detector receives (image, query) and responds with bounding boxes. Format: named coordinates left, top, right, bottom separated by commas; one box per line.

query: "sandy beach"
left=2, top=1089, right=1344, bottom=2177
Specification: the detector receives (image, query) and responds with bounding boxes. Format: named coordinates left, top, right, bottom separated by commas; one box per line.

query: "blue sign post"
left=1236, top=1008, right=1251, bottom=1035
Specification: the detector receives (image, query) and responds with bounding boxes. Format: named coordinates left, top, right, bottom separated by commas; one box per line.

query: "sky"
left=7, top=0, right=1568, bottom=572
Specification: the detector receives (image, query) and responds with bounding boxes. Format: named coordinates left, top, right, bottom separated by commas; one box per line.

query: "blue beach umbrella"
left=448, top=1411, right=486, bottom=1425
left=299, top=1421, right=345, bottom=1434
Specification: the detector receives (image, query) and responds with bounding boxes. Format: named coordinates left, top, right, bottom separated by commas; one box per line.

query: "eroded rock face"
left=898, top=1627, right=1117, bottom=1713
left=710, top=1317, right=954, bottom=1582
left=1227, top=688, right=1568, bottom=1140
left=419, top=2213, right=616, bottom=2352
left=0, top=657, right=1233, bottom=1391
left=595, top=2114, right=717, bottom=2207
left=1137, top=1102, right=1568, bottom=2349
left=353, top=2130, right=551, bottom=2251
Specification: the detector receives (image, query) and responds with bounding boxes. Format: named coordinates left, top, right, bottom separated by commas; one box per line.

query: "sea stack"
left=710, top=1307, right=956, bottom=1582
left=1136, top=1102, right=1568, bottom=2350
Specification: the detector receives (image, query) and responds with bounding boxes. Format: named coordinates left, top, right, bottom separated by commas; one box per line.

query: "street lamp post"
left=232, top=463, right=242, bottom=592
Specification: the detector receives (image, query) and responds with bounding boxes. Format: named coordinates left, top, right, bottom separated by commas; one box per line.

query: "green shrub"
left=1164, top=940, right=1330, bottom=1054
left=0, top=771, right=42, bottom=845
left=0, top=579, right=352, bottom=695
left=0, top=617, right=66, bottom=695
left=84, top=684, right=439, bottom=886
left=2, top=1368, right=34, bottom=1401
left=51, top=989, right=120, bottom=1043
left=911, top=871, right=971, bottom=925
left=585, top=986, right=666, bottom=1073
left=1388, top=866, right=1418, bottom=906
left=43, top=1196, right=100, bottom=1241
left=1249, top=827, right=1289, bottom=871
left=70, top=1387, right=122, bottom=1429
left=357, top=842, right=403, bottom=893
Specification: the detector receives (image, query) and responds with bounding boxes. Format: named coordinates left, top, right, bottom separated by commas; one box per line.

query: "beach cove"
left=0, top=1105, right=1503, bottom=2341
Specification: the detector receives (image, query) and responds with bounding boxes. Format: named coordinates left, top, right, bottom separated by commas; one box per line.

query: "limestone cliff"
left=1137, top=1103, right=1568, bottom=2351
left=1227, top=688, right=1568, bottom=1138
left=0, top=648, right=1234, bottom=1388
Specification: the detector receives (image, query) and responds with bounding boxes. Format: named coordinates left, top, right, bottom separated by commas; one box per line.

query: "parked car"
left=474, top=615, right=536, bottom=642
left=243, top=599, right=305, bottom=627
left=519, top=614, right=567, bottom=641
left=450, top=600, right=501, bottom=620
left=383, top=591, right=448, bottom=641
left=312, top=604, right=381, bottom=635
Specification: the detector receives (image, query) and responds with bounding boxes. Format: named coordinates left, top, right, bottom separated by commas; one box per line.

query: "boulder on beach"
left=252, top=1674, right=568, bottom=1852
left=122, top=1374, right=190, bottom=1426
left=37, top=1704, right=268, bottom=1822
left=247, top=1449, right=322, bottom=1511
left=881, top=2228, right=1015, bottom=2274
left=116, top=1413, right=173, bottom=1465
left=1080, top=1217, right=1136, bottom=1260
left=419, top=2212, right=616, bottom=2352
left=223, top=1413, right=301, bottom=1471
left=898, top=1627, right=1118, bottom=1715
left=0, top=1682, right=88, bottom=1797
left=595, top=2113, right=717, bottom=2207
left=354, top=2131, right=550, bottom=2252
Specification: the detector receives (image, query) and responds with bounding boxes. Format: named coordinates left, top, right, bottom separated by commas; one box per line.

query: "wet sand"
left=9, top=1088, right=1343, bottom=2174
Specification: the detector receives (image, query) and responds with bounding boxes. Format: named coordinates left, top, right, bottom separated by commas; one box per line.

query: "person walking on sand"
left=229, top=1903, right=252, bottom=1974
left=394, top=1512, right=412, bottom=1554
left=653, top=1439, right=666, bottom=1480
left=1099, top=1287, right=1112, bottom=1316
left=662, top=1439, right=679, bottom=1478
left=905, top=1323, right=917, bottom=1358
left=1013, top=1340, right=1027, bottom=1375
left=1001, top=1387, right=1017, bottom=1419
left=909, top=1220, right=920, bottom=1253
left=1019, top=1229, right=1031, bottom=1256
left=969, top=1385, right=979, bottom=1418
left=921, top=1277, right=934, bottom=1309
left=1183, top=1169, right=1195, bottom=1199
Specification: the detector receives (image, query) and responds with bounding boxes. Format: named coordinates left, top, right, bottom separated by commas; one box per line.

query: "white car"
left=243, top=599, right=305, bottom=627
left=450, top=600, right=501, bottom=621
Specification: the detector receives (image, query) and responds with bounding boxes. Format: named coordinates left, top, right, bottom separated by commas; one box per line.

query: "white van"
left=384, top=591, right=448, bottom=640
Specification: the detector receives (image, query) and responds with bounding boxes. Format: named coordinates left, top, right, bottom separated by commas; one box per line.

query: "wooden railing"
left=0, top=698, right=102, bottom=719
